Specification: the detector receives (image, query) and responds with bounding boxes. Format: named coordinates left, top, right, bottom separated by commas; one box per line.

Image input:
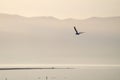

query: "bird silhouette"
left=74, top=26, right=85, bottom=35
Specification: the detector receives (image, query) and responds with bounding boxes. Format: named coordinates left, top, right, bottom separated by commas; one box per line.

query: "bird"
left=74, top=26, right=85, bottom=35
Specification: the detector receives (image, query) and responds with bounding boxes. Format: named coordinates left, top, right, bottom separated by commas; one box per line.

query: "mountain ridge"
left=0, top=13, right=120, bottom=21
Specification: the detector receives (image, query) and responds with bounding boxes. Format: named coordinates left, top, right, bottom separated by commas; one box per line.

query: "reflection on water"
left=0, top=67, right=120, bottom=80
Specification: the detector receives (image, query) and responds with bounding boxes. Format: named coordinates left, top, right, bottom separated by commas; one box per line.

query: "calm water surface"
left=0, top=67, right=120, bottom=80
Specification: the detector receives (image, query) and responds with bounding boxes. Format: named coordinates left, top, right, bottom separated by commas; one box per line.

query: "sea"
left=0, top=66, right=120, bottom=80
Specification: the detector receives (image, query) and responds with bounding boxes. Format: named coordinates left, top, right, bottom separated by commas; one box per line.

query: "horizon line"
left=0, top=64, right=120, bottom=67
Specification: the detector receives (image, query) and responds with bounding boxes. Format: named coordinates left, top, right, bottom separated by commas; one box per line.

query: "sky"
left=0, top=0, right=120, bottom=65
left=0, top=0, right=120, bottom=19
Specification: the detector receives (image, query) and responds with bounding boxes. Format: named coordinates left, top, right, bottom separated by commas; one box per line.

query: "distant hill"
left=0, top=13, right=120, bottom=28
left=0, top=13, right=120, bottom=22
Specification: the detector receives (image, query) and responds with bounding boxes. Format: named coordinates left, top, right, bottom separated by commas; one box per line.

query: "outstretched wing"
left=79, top=32, right=85, bottom=34
left=74, top=26, right=78, bottom=33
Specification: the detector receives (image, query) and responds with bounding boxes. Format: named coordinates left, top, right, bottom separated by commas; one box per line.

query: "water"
left=0, top=67, right=120, bottom=80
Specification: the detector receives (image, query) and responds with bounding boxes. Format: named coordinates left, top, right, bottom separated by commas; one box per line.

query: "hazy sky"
left=0, top=0, right=120, bottom=19
left=0, top=0, right=120, bottom=65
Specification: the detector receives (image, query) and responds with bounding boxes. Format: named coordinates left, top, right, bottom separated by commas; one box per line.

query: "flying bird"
left=74, top=26, right=85, bottom=35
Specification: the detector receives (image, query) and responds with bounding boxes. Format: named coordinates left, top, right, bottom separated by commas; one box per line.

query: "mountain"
left=0, top=13, right=120, bottom=64
left=0, top=13, right=120, bottom=34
